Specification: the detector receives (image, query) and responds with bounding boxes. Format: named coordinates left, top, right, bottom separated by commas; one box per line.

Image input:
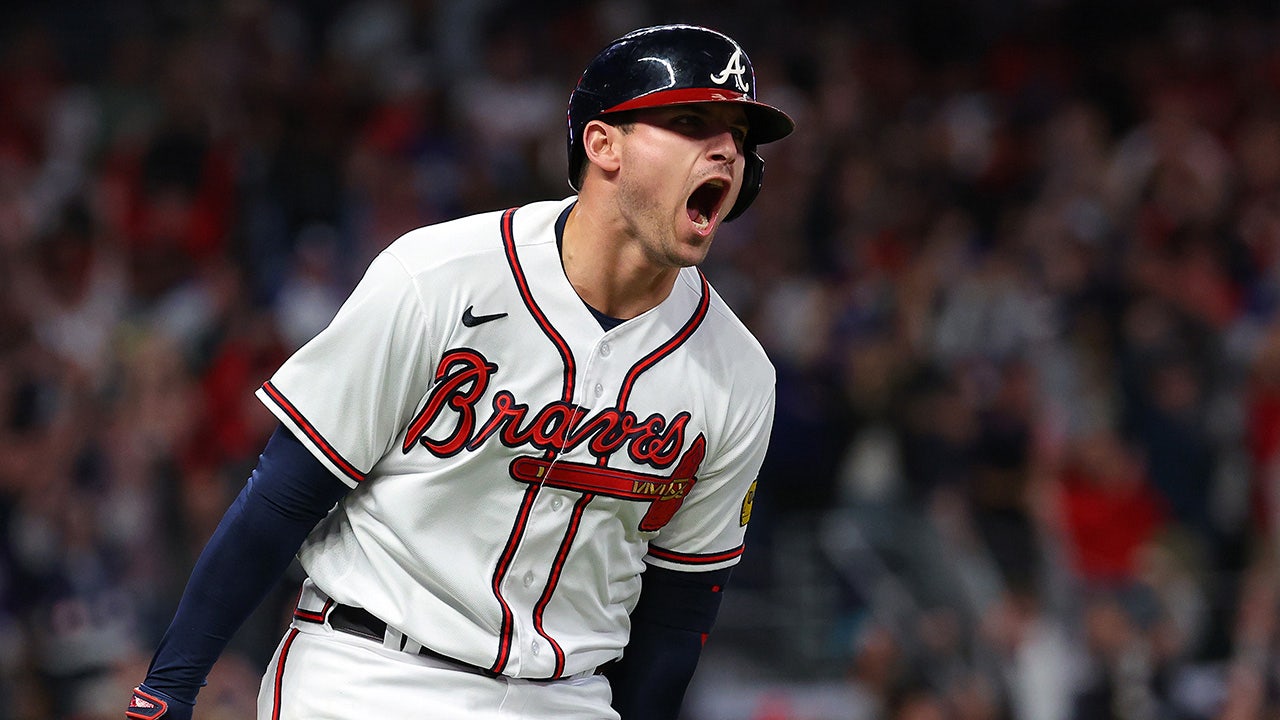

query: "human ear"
left=582, top=119, right=622, bottom=175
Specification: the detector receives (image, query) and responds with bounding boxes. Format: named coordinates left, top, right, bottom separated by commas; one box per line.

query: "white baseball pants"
left=256, top=610, right=618, bottom=719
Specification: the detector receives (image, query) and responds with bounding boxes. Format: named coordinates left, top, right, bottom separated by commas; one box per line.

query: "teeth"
left=688, top=179, right=726, bottom=229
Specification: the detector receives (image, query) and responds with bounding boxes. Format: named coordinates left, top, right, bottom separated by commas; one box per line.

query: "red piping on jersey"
left=647, top=543, right=745, bottom=566
left=531, top=492, right=594, bottom=678
left=488, top=483, right=540, bottom=675
left=501, top=206, right=576, bottom=406
left=602, top=271, right=709, bottom=469
left=261, top=381, right=365, bottom=483
left=491, top=205, right=586, bottom=675
left=270, top=628, right=301, bottom=720
left=613, top=271, right=711, bottom=422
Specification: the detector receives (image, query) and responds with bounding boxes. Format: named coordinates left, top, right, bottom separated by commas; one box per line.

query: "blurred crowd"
left=2, top=0, right=1280, bottom=718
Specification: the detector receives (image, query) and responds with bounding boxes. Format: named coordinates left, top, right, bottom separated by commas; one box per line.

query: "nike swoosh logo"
left=462, top=305, right=508, bottom=327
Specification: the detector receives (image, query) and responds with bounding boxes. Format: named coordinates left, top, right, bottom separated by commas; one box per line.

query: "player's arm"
left=127, top=424, right=349, bottom=720
left=603, top=564, right=732, bottom=720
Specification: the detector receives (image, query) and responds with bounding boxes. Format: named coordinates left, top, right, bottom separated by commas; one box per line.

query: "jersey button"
left=531, top=640, right=541, bottom=656
left=551, top=497, right=564, bottom=511
left=593, top=383, right=604, bottom=397
left=599, top=342, right=611, bottom=357
left=522, top=571, right=535, bottom=587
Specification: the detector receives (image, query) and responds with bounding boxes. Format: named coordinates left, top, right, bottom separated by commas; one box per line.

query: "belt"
left=323, top=604, right=604, bottom=682
left=326, top=604, right=496, bottom=677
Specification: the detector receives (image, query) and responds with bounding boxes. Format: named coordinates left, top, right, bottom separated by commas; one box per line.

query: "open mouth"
left=686, top=179, right=729, bottom=230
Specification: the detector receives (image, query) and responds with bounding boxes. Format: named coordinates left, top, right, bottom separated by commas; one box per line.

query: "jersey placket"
left=495, top=338, right=615, bottom=679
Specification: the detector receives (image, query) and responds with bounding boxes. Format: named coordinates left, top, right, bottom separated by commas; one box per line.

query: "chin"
left=673, top=235, right=713, bottom=267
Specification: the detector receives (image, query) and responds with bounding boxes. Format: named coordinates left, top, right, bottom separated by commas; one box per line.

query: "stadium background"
left=2, top=0, right=1280, bottom=717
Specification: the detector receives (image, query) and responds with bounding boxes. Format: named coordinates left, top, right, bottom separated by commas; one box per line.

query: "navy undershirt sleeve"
left=142, top=424, right=350, bottom=704
left=605, top=565, right=732, bottom=719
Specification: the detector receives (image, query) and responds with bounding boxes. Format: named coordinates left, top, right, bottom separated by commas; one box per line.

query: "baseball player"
left=127, top=24, right=793, bottom=720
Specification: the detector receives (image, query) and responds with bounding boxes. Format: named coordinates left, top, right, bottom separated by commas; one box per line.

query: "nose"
left=708, top=128, right=740, bottom=166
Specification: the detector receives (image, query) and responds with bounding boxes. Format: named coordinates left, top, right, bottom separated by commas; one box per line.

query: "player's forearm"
left=606, top=620, right=705, bottom=719
left=605, top=565, right=732, bottom=719
left=143, top=482, right=306, bottom=700
left=143, top=426, right=348, bottom=703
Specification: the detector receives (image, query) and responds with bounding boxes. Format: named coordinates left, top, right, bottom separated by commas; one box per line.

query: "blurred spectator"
left=1050, top=428, right=1168, bottom=589
left=11, top=200, right=127, bottom=389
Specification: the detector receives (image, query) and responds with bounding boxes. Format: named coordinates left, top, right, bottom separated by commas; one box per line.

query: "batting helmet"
left=567, top=25, right=794, bottom=222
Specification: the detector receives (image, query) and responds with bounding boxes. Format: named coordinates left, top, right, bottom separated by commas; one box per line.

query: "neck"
left=561, top=199, right=679, bottom=319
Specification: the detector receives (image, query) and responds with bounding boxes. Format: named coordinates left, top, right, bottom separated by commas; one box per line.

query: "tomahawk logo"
left=710, top=47, right=750, bottom=93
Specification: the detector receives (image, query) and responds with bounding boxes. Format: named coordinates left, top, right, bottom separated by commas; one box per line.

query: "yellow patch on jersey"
left=740, top=480, right=757, bottom=527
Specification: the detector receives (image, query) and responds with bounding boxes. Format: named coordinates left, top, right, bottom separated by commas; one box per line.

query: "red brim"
left=603, top=87, right=794, bottom=145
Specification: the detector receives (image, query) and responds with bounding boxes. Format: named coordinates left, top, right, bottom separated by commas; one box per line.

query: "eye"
left=672, top=113, right=704, bottom=130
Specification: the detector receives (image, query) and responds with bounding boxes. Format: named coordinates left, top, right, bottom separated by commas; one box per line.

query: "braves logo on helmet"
left=710, top=47, right=750, bottom=93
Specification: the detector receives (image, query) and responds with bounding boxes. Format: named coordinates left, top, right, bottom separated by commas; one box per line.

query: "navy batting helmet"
left=566, top=25, right=794, bottom=221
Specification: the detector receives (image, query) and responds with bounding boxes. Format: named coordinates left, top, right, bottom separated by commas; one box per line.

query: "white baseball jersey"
left=255, top=197, right=776, bottom=680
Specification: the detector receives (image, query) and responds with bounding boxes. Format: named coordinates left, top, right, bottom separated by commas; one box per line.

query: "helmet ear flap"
left=724, top=149, right=764, bottom=222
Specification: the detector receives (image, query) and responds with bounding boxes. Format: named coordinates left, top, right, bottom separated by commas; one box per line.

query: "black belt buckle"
left=327, top=604, right=387, bottom=643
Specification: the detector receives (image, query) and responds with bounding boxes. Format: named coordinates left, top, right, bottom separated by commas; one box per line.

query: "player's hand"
left=126, top=684, right=194, bottom=720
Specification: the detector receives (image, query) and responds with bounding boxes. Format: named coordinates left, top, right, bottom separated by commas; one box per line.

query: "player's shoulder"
left=677, top=269, right=775, bottom=385
left=380, top=198, right=571, bottom=271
